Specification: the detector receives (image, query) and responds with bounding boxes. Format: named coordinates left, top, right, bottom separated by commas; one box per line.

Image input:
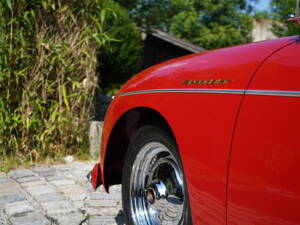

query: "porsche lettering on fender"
left=182, top=79, right=231, bottom=85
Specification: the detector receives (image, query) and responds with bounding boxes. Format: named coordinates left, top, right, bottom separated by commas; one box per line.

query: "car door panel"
left=228, top=42, right=300, bottom=225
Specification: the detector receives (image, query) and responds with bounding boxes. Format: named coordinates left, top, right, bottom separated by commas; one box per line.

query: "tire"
left=122, top=125, right=192, bottom=225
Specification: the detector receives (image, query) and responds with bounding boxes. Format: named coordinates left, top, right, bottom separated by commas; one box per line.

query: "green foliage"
left=254, top=10, right=272, bottom=20
left=271, top=0, right=300, bottom=37
left=0, top=0, right=112, bottom=167
left=115, top=0, right=255, bottom=50
left=98, top=0, right=143, bottom=88
left=170, top=7, right=253, bottom=49
left=116, top=0, right=193, bottom=29
left=103, top=83, right=123, bottom=97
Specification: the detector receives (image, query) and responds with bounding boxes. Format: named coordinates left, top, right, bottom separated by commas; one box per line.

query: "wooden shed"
left=141, top=28, right=206, bottom=69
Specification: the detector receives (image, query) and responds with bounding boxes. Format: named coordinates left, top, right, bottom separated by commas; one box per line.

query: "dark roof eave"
left=142, top=28, right=206, bottom=53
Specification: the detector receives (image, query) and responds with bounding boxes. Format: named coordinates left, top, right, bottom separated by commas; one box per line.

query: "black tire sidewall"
left=122, top=125, right=192, bottom=225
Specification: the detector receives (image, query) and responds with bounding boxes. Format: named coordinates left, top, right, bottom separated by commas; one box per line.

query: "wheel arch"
left=103, top=107, right=177, bottom=189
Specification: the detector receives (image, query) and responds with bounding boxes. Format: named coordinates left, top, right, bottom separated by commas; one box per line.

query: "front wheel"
left=122, top=125, right=192, bottom=225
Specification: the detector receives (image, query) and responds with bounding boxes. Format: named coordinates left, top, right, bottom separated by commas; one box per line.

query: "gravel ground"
left=0, top=161, right=124, bottom=225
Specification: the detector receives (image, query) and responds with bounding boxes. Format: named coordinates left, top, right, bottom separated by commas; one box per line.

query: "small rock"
left=64, top=156, right=74, bottom=164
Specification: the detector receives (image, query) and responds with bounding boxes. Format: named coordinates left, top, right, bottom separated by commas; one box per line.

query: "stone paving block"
left=10, top=212, right=50, bottom=225
left=8, top=169, right=35, bottom=180
left=87, top=199, right=120, bottom=208
left=57, top=184, right=87, bottom=195
left=0, top=180, right=18, bottom=192
left=2, top=162, right=123, bottom=224
left=32, top=167, right=56, bottom=177
left=0, top=193, right=26, bottom=205
left=89, top=215, right=124, bottom=225
left=109, top=185, right=121, bottom=194
left=0, top=177, right=9, bottom=184
left=41, top=200, right=77, bottom=215
left=85, top=206, right=122, bottom=216
left=72, top=176, right=88, bottom=184
left=33, top=193, right=65, bottom=202
left=25, top=184, right=57, bottom=196
left=16, top=175, right=41, bottom=183
left=67, top=193, right=86, bottom=201
left=0, top=181, right=20, bottom=198
left=71, top=162, right=95, bottom=172
left=73, top=200, right=85, bottom=209
left=71, top=170, right=88, bottom=178
left=5, top=200, right=34, bottom=217
left=18, top=176, right=46, bottom=188
left=84, top=183, right=95, bottom=192
left=88, top=192, right=121, bottom=200
left=20, top=180, right=46, bottom=188
left=0, top=210, right=8, bottom=225
left=96, top=185, right=107, bottom=192
left=50, top=179, right=75, bottom=186
left=46, top=175, right=65, bottom=181
left=52, top=211, right=85, bottom=225
left=56, top=172, right=74, bottom=180
left=53, top=165, right=70, bottom=172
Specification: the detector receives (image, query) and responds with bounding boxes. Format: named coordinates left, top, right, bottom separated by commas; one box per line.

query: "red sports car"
left=90, top=35, right=300, bottom=225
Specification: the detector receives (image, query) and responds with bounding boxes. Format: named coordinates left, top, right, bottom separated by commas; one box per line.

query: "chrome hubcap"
left=130, top=142, right=185, bottom=225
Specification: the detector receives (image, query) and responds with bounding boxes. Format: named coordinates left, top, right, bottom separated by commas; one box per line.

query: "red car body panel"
left=228, top=42, right=300, bottom=225
left=93, top=36, right=299, bottom=224
left=119, top=37, right=295, bottom=95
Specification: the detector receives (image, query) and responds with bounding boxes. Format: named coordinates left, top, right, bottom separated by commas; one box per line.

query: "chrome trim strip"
left=118, top=89, right=244, bottom=96
left=246, top=90, right=300, bottom=97
left=118, top=88, right=300, bottom=97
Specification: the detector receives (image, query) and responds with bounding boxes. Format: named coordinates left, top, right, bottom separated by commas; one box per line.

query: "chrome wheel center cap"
left=146, top=188, right=155, bottom=204
left=147, top=181, right=168, bottom=205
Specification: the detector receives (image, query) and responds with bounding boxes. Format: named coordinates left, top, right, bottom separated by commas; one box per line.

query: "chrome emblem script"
left=183, top=79, right=230, bottom=85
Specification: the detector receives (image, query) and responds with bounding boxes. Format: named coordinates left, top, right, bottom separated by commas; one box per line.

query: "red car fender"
left=91, top=36, right=297, bottom=224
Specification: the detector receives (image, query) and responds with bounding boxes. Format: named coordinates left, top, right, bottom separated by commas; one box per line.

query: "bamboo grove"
left=0, top=0, right=112, bottom=167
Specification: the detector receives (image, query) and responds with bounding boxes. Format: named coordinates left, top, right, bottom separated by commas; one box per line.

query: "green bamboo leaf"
left=100, top=9, right=106, bottom=24
left=51, top=112, right=57, bottom=122
left=61, top=85, right=70, bottom=111
left=92, top=34, right=102, bottom=44
left=19, top=30, right=25, bottom=45
left=6, top=0, right=12, bottom=10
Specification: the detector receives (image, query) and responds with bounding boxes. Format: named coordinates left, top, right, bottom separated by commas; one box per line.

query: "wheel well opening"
left=103, top=107, right=175, bottom=188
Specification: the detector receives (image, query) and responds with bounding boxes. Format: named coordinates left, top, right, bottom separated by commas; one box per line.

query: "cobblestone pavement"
left=0, top=161, right=124, bottom=225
